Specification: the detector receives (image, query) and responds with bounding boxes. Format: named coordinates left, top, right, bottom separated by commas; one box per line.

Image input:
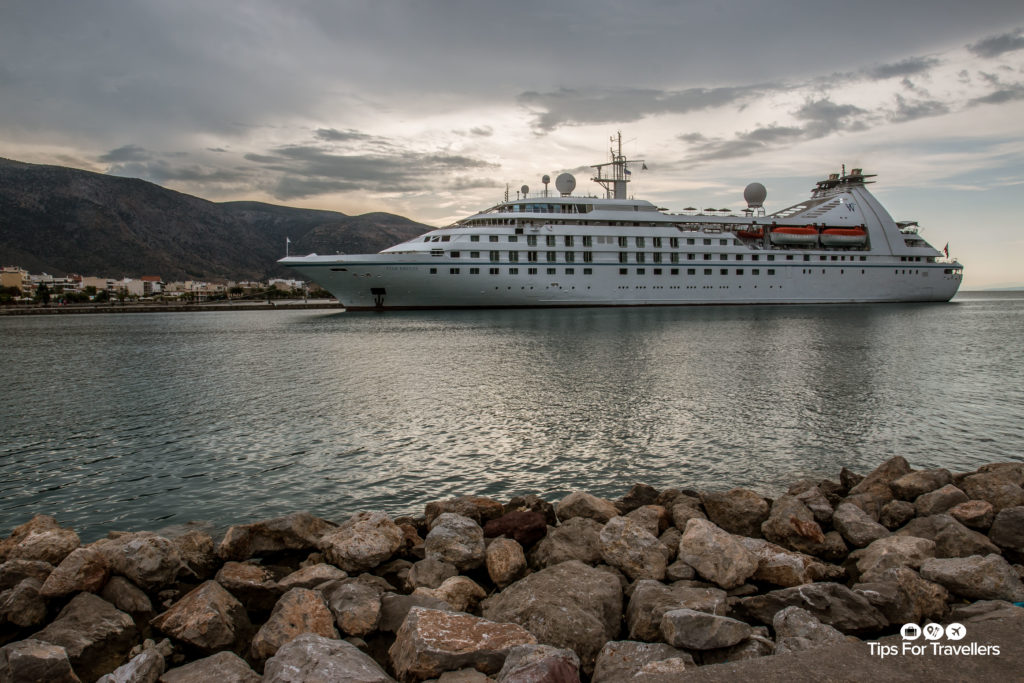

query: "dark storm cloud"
left=863, top=57, right=941, bottom=80
left=99, top=144, right=151, bottom=163
left=518, top=86, right=764, bottom=132
left=968, top=28, right=1024, bottom=58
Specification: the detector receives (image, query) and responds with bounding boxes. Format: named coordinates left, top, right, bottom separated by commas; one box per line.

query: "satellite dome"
left=521, top=184, right=530, bottom=196
left=542, top=174, right=551, bottom=184
left=555, top=173, right=576, bottom=195
left=744, top=182, right=767, bottom=208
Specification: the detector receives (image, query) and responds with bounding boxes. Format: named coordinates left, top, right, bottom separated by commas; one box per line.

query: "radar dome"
left=542, top=174, right=551, bottom=184
left=744, top=182, right=767, bottom=208
left=521, top=184, right=530, bottom=196
left=555, top=173, right=576, bottom=195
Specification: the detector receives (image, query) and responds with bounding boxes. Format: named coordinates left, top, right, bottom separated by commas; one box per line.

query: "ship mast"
left=591, top=131, right=644, bottom=199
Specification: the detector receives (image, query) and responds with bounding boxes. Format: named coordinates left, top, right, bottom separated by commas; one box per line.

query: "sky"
left=2, top=1, right=1023, bottom=288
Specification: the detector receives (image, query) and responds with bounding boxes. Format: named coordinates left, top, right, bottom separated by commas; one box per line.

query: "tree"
left=34, top=282, right=51, bottom=305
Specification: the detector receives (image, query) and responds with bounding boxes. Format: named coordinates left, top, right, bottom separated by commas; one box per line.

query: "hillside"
left=0, top=158, right=432, bottom=281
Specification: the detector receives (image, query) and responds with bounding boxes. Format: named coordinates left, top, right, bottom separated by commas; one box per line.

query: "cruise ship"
left=280, top=136, right=963, bottom=310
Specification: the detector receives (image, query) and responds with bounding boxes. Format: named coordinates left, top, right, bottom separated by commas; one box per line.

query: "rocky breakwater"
left=1, top=458, right=1024, bottom=682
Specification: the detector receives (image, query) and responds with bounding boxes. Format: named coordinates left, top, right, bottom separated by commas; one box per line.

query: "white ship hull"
left=281, top=146, right=963, bottom=310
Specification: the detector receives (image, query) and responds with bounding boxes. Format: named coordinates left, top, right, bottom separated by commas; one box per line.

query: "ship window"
left=688, top=253, right=696, bottom=260
left=670, top=237, right=679, bottom=248
left=786, top=255, right=794, bottom=261
left=767, top=255, right=775, bottom=261
left=636, top=253, right=646, bottom=263
left=441, top=236, right=451, bottom=242
left=653, top=237, right=662, bottom=248
left=653, top=268, right=662, bottom=275
left=804, top=255, right=811, bottom=261
left=704, top=239, right=712, bottom=245
left=653, top=253, right=662, bottom=263
left=618, top=236, right=628, bottom=247
left=515, top=228, right=524, bottom=235
left=752, top=255, right=759, bottom=261
left=470, top=268, right=480, bottom=274
left=831, top=255, right=838, bottom=261
left=508, top=235, right=518, bottom=243
left=736, top=269, right=744, bottom=275
left=528, top=267, right=538, bottom=274
left=720, top=239, right=728, bottom=246
left=451, top=251, right=460, bottom=258
left=527, top=235, right=537, bottom=246
left=490, top=268, right=499, bottom=274
left=584, top=268, right=593, bottom=275
left=619, top=252, right=628, bottom=263
left=720, top=254, right=728, bottom=261
left=753, top=268, right=760, bottom=275
left=423, top=237, right=431, bottom=242
left=636, top=237, right=646, bottom=247
left=583, top=236, right=593, bottom=247
left=509, top=251, right=519, bottom=262
left=471, top=235, right=480, bottom=242
left=735, top=254, right=743, bottom=261
left=860, top=256, right=867, bottom=261
left=583, top=252, right=593, bottom=263
left=490, top=251, right=500, bottom=262
left=768, top=269, right=776, bottom=275
left=687, top=238, right=695, bottom=245
left=430, top=249, right=444, bottom=256
left=704, top=268, right=712, bottom=275
left=489, top=235, right=499, bottom=242
left=688, top=268, right=696, bottom=275
left=547, top=268, right=557, bottom=275
left=546, top=235, right=556, bottom=247
left=527, top=252, right=538, bottom=262
left=564, top=235, right=574, bottom=247
left=470, top=251, right=480, bottom=258
left=671, top=268, right=679, bottom=275
left=820, top=256, right=827, bottom=261
left=509, top=268, right=519, bottom=274
left=704, top=254, right=712, bottom=260
left=721, top=269, right=729, bottom=275
left=619, top=268, right=628, bottom=275
left=565, top=252, right=575, bottom=262
left=671, top=254, right=679, bottom=263
left=546, top=251, right=557, bottom=262
left=636, top=268, right=646, bottom=275
left=565, top=268, right=575, bottom=274
left=449, top=268, right=460, bottom=274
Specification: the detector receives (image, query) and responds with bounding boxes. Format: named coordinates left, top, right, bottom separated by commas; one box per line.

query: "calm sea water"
left=2, top=292, right=1023, bottom=542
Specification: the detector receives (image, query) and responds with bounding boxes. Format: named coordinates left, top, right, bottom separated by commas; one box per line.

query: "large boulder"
left=736, top=537, right=830, bottom=587
left=948, top=500, right=995, bottom=530
left=0, top=577, right=48, bottom=628
left=0, top=559, right=53, bottom=590
left=414, top=576, right=486, bottom=613
left=848, top=456, right=911, bottom=497
left=850, top=535, right=935, bottom=582
left=390, top=607, right=537, bottom=681
left=701, top=489, right=770, bottom=538
left=94, top=532, right=186, bottom=591
left=170, top=529, right=219, bottom=579
left=890, top=469, right=952, bottom=501
left=483, top=511, right=548, bottom=548
left=149, top=580, right=252, bottom=655
left=481, top=560, right=622, bottom=675
left=914, top=484, right=969, bottom=517
left=31, top=592, right=138, bottom=682
left=425, top=496, right=505, bottom=528
left=318, top=511, right=404, bottom=573
left=378, top=593, right=452, bottom=634
left=734, top=582, right=888, bottom=635
left=895, top=514, right=1000, bottom=558
left=251, top=587, right=339, bottom=661
left=423, top=513, right=486, bottom=571
left=263, top=634, right=394, bottom=683
left=988, top=506, right=1024, bottom=553
left=100, top=576, right=154, bottom=623
left=772, top=606, right=846, bottom=654
left=591, top=641, right=694, bottom=682
left=486, top=537, right=527, bottom=588
left=160, top=651, right=260, bottom=683
left=959, top=473, right=1024, bottom=513
left=555, top=492, right=619, bottom=524
left=0, top=515, right=80, bottom=565
left=760, top=495, right=827, bottom=555
left=319, top=578, right=385, bottom=637
left=215, top=561, right=281, bottom=612
left=878, top=500, right=916, bottom=530
left=217, top=511, right=336, bottom=561
left=853, top=566, right=948, bottom=624
left=660, top=609, right=752, bottom=650
left=677, top=518, right=757, bottom=590
left=408, top=558, right=458, bottom=590
left=831, top=503, right=889, bottom=548
left=919, top=554, right=1024, bottom=602
left=495, top=644, right=581, bottom=683
left=626, top=580, right=727, bottom=641
left=527, top=518, right=603, bottom=568
left=0, top=639, right=81, bottom=683
left=598, top=517, right=667, bottom=581
left=39, top=546, right=110, bottom=598
left=277, top=563, right=348, bottom=591
left=95, top=649, right=164, bottom=683
left=615, top=484, right=661, bottom=515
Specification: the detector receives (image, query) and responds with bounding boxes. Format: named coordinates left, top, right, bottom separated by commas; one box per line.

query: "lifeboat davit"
left=820, top=226, right=868, bottom=247
left=770, top=225, right=819, bottom=246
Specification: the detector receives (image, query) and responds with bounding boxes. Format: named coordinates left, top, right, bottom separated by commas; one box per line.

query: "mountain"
left=0, top=157, right=433, bottom=281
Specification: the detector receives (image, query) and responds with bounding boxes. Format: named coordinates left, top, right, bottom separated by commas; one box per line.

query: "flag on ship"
left=943, top=242, right=949, bottom=256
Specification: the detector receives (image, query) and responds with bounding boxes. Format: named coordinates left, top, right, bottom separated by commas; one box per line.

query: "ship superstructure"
left=280, top=135, right=962, bottom=310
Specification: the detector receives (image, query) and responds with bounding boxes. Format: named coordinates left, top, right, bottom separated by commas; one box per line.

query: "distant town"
left=0, top=265, right=326, bottom=305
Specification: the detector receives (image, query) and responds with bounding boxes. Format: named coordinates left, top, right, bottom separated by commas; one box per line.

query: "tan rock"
left=677, top=518, right=757, bottom=590
left=215, top=561, right=281, bottom=612
left=217, top=511, right=337, bottom=561
left=94, top=532, right=186, bottom=591
left=423, top=514, right=486, bottom=571
left=485, top=537, right=526, bottom=588
left=278, top=562, right=348, bottom=590
left=426, top=496, right=505, bottom=528
left=598, top=516, right=667, bottom=581
left=41, top=546, right=110, bottom=598
left=319, top=511, right=405, bottom=573
left=415, top=576, right=487, bottom=613
left=555, top=492, right=619, bottom=524
left=948, top=500, right=995, bottom=530
left=150, top=580, right=252, bottom=654
left=251, top=587, right=338, bottom=660
left=0, top=515, right=80, bottom=565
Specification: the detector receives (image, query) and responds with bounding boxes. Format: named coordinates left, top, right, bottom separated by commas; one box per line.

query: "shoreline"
left=1, top=457, right=1023, bottom=681
left=0, top=300, right=344, bottom=315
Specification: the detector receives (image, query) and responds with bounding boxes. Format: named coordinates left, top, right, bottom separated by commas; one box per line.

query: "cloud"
left=106, top=159, right=249, bottom=184
left=793, top=99, right=870, bottom=136
left=968, top=28, right=1024, bottom=58
left=969, top=84, right=1024, bottom=106
left=888, top=95, right=950, bottom=123
left=314, top=128, right=375, bottom=142
left=518, top=85, right=763, bottom=132
left=99, top=144, right=151, bottom=163
left=864, top=56, right=941, bottom=80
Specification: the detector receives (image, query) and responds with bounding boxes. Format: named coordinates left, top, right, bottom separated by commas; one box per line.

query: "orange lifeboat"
left=820, top=225, right=867, bottom=247
left=735, top=226, right=764, bottom=240
left=769, top=225, right=818, bottom=245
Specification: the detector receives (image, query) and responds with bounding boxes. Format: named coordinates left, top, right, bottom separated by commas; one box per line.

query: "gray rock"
left=891, top=469, right=953, bottom=500
left=615, top=484, right=661, bottom=515
left=658, top=528, right=681, bottom=563
left=40, top=546, right=110, bottom=598
left=760, top=495, right=827, bottom=555
left=832, top=503, right=890, bottom=548
left=879, top=500, right=917, bottom=530
left=896, top=514, right=1000, bottom=558
left=948, top=599, right=1024, bottom=623
left=735, top=537, right=828, bottom=587
left=423, top=513, right=486, bottom=571
left=95, top=649, right=164, bottom=683
left=319, top=578, right=384, bottom=637
left=481, top=560, right=622, bottom=675
left=0, top=515, right=80, bottom=566
left=665, top=560, right=696, bottom=581
left=920, top=554, right=1024, bottom=602
left=408, top=557, right=459, bottom=590
left=677, top=518, right=757, bottom=589
left=960, top=473, right=1024, bottom=513
left=555, top=492, right=619, bottom=524
left=0, top=638, right=81, bottom=683
left=527, top=518, right=603, bottom=569
left=379, top=592, right=452, bottom=633
left=319, top=511, right=405, bottom=573
left=31, top=592, right=138, bottom=682
left=734, top=582, right=888, bottom=635
left=794, top=486, right=835, bottom=526
left=914, top=484, right=969, bottom=517
left=853, top=566, right=948, bottom=624
left=669, top=502, right=707, bottom=531
left=0, top=558, right=53, bottom=590
left=414, top=575, right=486, bottom=613
left=624, top=505, right=668, bottom=538
left=277, top=562, right=348, bottom=590
left=495, top=644, right=581, bottom=683
left=100, top=576, right=154, bottom=620
left=169, top=529, right=219, bottom=579
left=698, top=635, right=775, bottom=665
left=851, top=535, right=936, bottom=582
left=772, top=606, right=846, bottom=654
left=660, top=608, right=752, bottom=650
left=948, top=500, right=995, bottom=530
left=264, top=633, right=394, bottom=682
left=217, top=511, right=336, bottom=561
left=626, top=579, right=727, bottom=641
left=425, top=496, right=505, bottom=528
left=94, top=532, right=186, bottom=591
left=251, top=587, right=339, bottom=661
left=592, top=641, right=694, bottom=682
left=988, top=506, right=1024, bottom=552
left=215, top=560, right=281, bottom=612
left=599, top=516, right=667, bottom=581
left=0, top=577, right=48, bottom=628
left=390, top=607, right=537, bottom=681
left=160, top=651, right=260, bottom=683
left=701, top=488, right=770, bottom=538
left=150, top=580, right=252, bottom=655
left=848, top=456, right=912, bottom=497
